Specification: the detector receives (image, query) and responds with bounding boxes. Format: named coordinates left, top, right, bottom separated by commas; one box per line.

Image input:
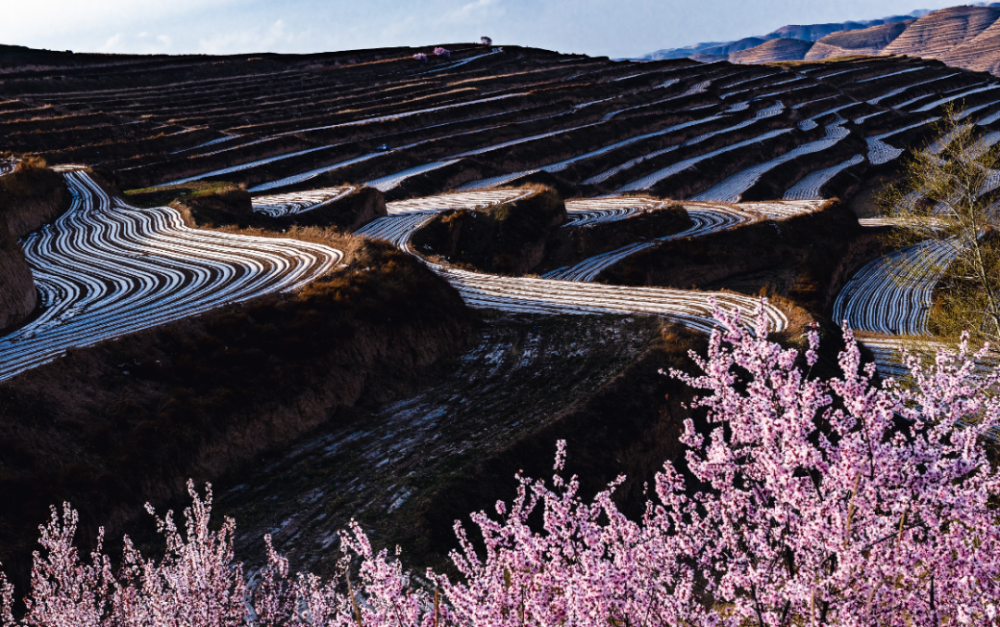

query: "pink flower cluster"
left=3, top=308, right=1000, bottom=626
left=433, top=47, right=451, bottom=59
left=413, top=53, right=427, bottom=63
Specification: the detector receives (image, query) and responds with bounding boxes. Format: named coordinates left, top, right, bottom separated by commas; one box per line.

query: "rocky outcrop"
left=729, top=38, right=815, bottom=64
left=805, top=21, right=913, bottom=60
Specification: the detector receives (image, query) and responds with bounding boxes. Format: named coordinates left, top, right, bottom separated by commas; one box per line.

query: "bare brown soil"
left=0, top=159, right=72, bottom=238
left=806, top=21, right=914, bottom=60
left=0, top=220, right=35, bottom=332
left=209, top=313, right=666, bottom=576
left=730, top=39, right=815, bottom=64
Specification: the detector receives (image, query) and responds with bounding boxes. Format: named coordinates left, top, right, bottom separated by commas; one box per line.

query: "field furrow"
left=783, top=154, right=865, bottom=199
left=832, top=239, right=957, bottom=335
left=689, top=120, right=850, bottom=202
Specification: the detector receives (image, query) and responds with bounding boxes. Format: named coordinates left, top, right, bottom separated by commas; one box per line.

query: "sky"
left=0, top=0, right=977, bottom=60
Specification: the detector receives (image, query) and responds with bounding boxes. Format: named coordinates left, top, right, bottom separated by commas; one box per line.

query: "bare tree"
left=881, top=105, right=1000, bottom=344
left=481, top=36, right=492, bottom=47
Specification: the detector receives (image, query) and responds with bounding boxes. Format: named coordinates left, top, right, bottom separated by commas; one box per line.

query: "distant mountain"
left=639, top=3, right=1000, bottom=75
left=698, top=38, right=767, bottom=57
left=729, top=38, right=815, bottom=64
left=638, top=11, right=924, bottom=62
left=804, top=21, right=915, bottom=60
left=881, top=5, right=1000, bottom=56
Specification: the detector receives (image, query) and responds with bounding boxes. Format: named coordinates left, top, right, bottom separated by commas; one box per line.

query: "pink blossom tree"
left=2, top=307, right=999, bottom=626
left=433, top=47, right=450, bottom=59
left=413, top=53, right=427, bottom=63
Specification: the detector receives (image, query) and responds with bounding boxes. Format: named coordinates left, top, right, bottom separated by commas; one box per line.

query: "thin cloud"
left=98, top=31, right=174, bottom=54
left=197, top=19, right=307, bottom=54
left=445, top=0, right=505, bottom=23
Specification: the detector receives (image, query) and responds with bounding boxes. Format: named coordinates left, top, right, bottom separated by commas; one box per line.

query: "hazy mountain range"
left=638, top=3, right=1000, bottom=75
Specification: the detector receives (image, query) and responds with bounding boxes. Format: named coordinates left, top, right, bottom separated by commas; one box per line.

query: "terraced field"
left=832, top=238, right=958, bottom=336
left=0, top=47, right=996, bottom=372
left=5, top=41, right=1000, bottom=594
left=0, top=171, right=341, bottom=381
left=2, top=46, right=998, bottom=376
left=3, top=48, right=999, bottom=204
left=356, top=191, right=790, bottom=332
left=543, top=202, right=758, bottom=281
